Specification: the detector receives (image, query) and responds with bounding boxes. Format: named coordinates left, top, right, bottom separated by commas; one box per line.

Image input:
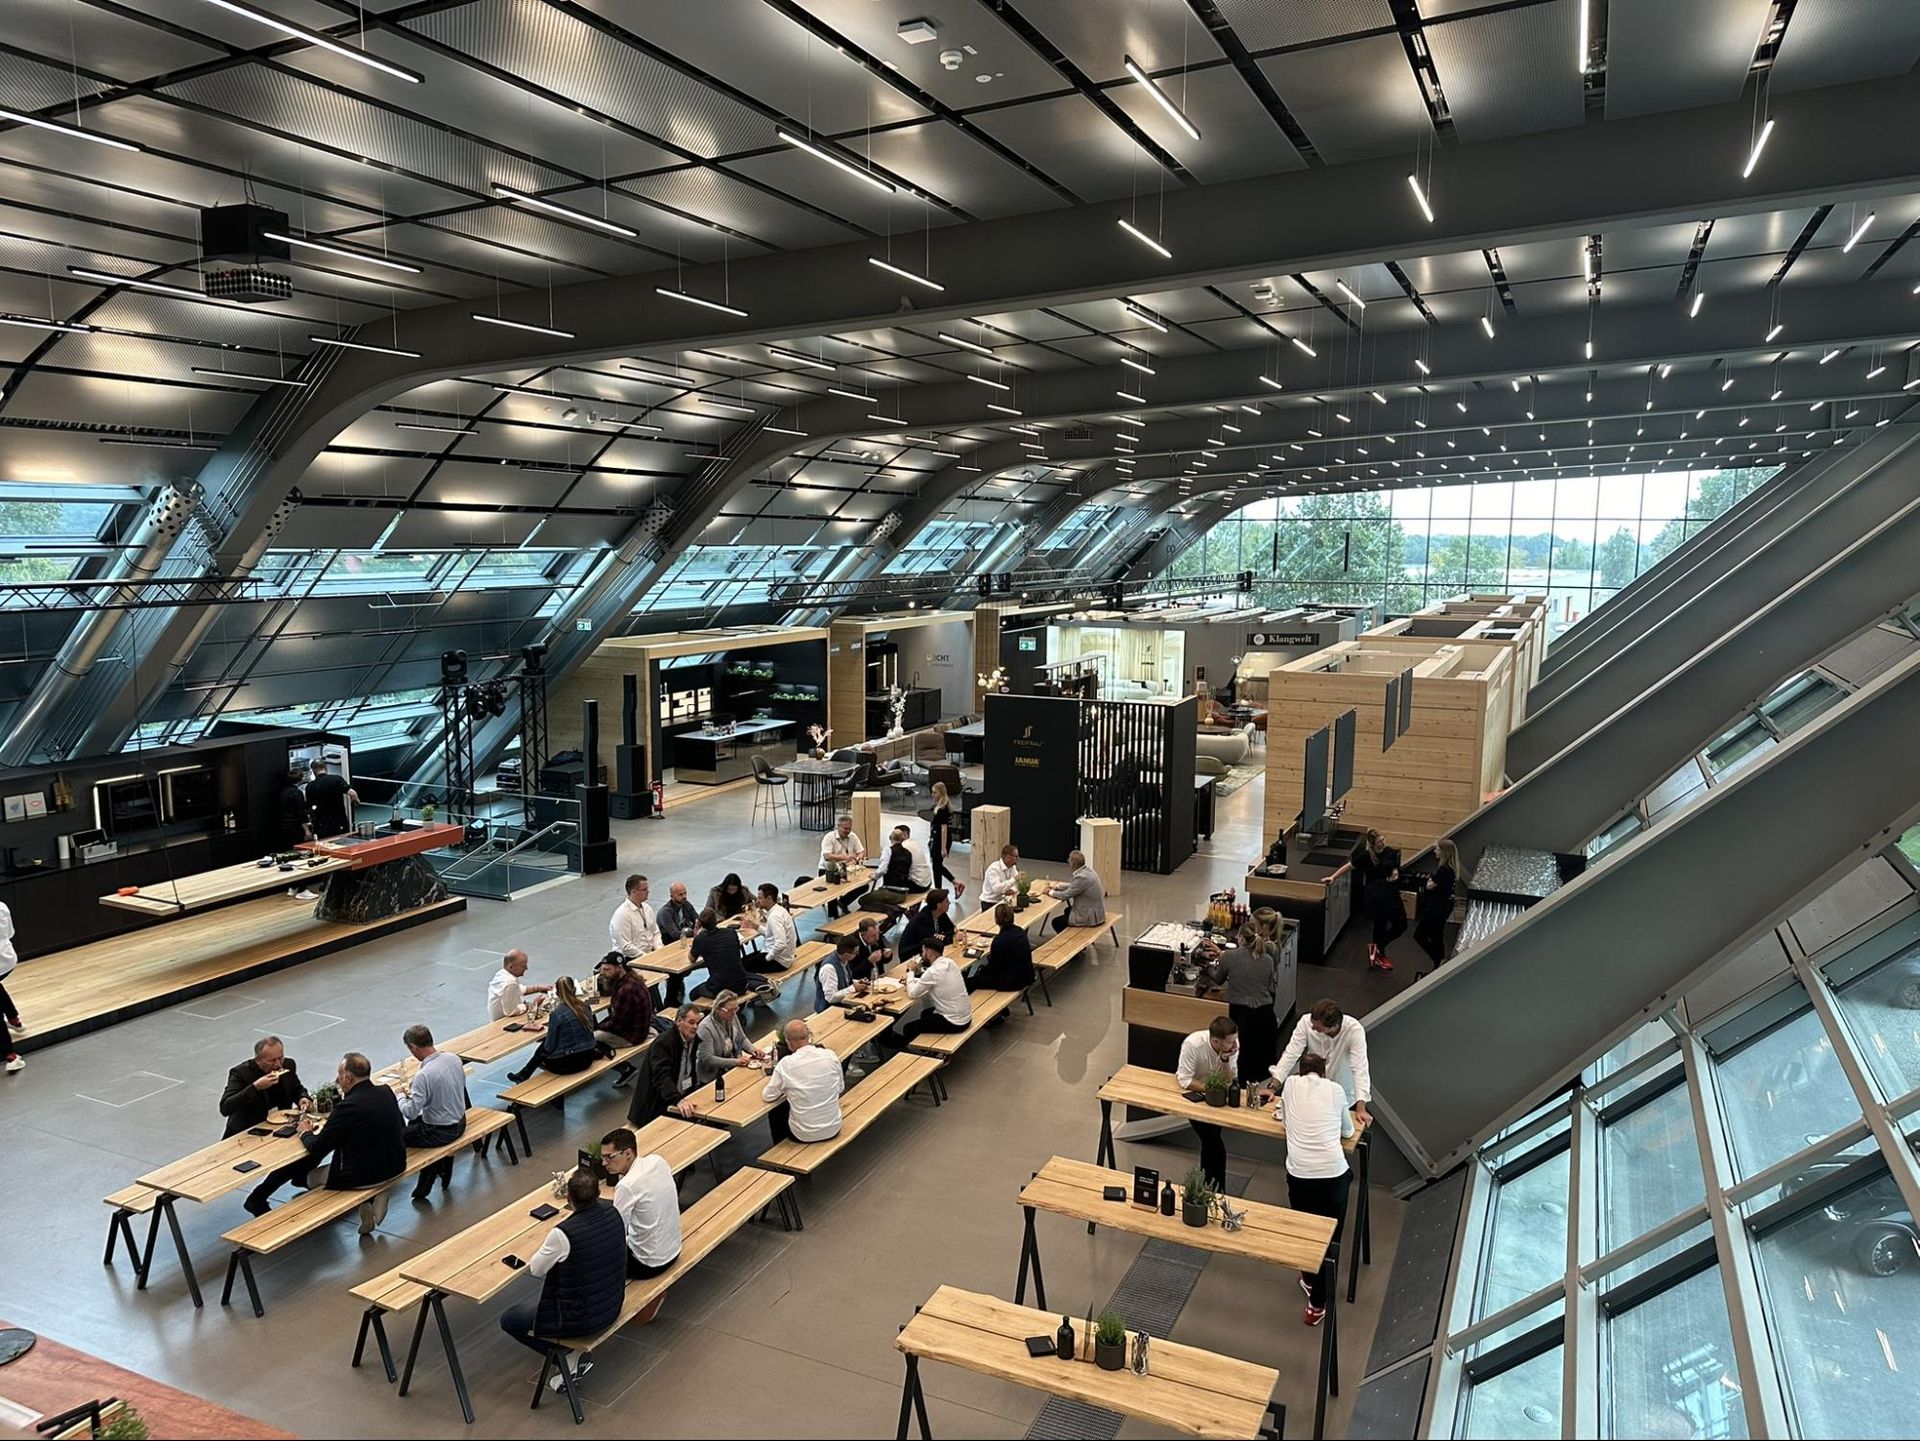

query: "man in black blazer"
left=244, top=1053, right=406, bottom=1231
left=219, top=1036, right=309, bottom=1138
left=626, top=1005, right=703, bottom=1128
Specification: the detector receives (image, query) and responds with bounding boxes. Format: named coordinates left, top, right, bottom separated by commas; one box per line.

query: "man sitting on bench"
left=598, top=1127, right=682, bottom=1282
left=397, top=1024, right=467, bottom=1206
left=1052, top=849, right=1108, bottom=936
left=498, top=1170, right=626, bottom=1389
left=761, top=1019, right=844, bottom=1145
left=896, top=935, right=972, bottom=1046
left=971, top=903, right=1036, bottom=997
left=819, top=815, right=868, bottom=917
left=898, top=889, right=955, bottom=959
left=815, top=935, right=867, bottom=1012
left=592, top=953, right=657, bottom=1089
left=244, top=1052, right=405, bottom=1229
left=866, top=824, right=930, bottom=909
left=852, top=916, right=894, bottom=977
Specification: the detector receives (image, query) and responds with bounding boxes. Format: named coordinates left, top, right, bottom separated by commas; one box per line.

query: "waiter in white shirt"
left=597, top=1125, right=683, bottom=1280
left=898, top=935, right=971, bottom=1044
left=978, top=845, right=1021, bottom=908
left=819, top=815, right=868, bottom=916
left=762, top=1018, right=845, bottom=1143
left=1270, top=998, right=1372, bottom=1126
left=487, top=949, right=550, bottom=1021
left=1175, top=1016, right=1241, bottom=1190
left=1277, top=1052, right=1354, bottom=1326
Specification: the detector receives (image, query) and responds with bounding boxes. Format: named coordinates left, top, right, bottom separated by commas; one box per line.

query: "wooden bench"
left=102, top=1184, right=160, bottom=1276
left=218, top=1106, right=515, bottom=1316
left=901, top=988, right=1030, bottom=1063
left=1029, top=910, right=1123, bottom=1004
left=814, top=890, right=928, bottom=940
left=532, top=1167, right=798, bottom=1424
left=749, top=1052, right=944, bottom=1180
left=497, top=1035, right=652, bottom=1155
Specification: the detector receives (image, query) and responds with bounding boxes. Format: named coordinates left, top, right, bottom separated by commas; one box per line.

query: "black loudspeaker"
left=620, top=673, right=638, bottom=747
left=200, top=203, right=290, bottom=261
left=441, top=649, right=468, bottom=686
left=610, top=742, right=650, bottom=818
left=996, top=573, right=1012, bottom=594
left=581, top=699, right=600, bottom=780
left=573, top=785, right=617, bottom=873
left=977, top=575, right=993, bottom=598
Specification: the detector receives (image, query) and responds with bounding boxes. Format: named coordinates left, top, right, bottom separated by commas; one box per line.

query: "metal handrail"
left=438, top=818, right=578, bottom=883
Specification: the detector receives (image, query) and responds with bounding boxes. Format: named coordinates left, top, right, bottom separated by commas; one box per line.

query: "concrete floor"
left=0, top=767, right=1402, bottom=1439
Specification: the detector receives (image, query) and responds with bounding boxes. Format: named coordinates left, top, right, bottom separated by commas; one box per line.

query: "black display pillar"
left=981, top=694, right=1083, bottom=864
left=610, top=671, right=651, bottom=819
left=575, top=699, right=618, bottom=874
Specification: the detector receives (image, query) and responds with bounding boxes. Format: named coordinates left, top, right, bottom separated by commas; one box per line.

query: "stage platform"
left=6, top=891, right=466, bottom=1053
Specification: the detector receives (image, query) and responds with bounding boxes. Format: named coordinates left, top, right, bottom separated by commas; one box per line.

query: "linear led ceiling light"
left=620, top=365, right=691, bottom=386
left=0, top=313, right=91, bottom=334
left=1123, top=301, right=1169, bottom=334
left=1407, top=173, right=1435, bottom=223
left=1257, top=375, right=1284, bottom=392
left=1479, top=314, right=1496, bottom=340
left=937, top=332, right=995, bottom=357
left=1843, top=211, right=1876, bottom=253
left=1689, top=291, right=1704, bottom=318
left=869, top=256, right=942, bottom=292
left=1120, top=355, right=1156, bottom=375
left=195, top=0, right=422, bottom=80
left=1819, top=348, right=1843, bottom=365
left=472, top=312, right=575, bottom=339
left=985, top=402, right=1023, bottom=417
left=1335, top=280, right=1366, bottom=309
left=98, top=435, right=218, bottom=452
left=1122, top=55, right=1201, bottom=142
left=826, top=386, right=874, bottom=402
left=777, top=128, right=896, bottom=194
left=697, top=396, right=757, bottom=415
left=0, top=106, right=141, bottom=151
left=1741, top=118, right=1774, bottom=179
left=1289, top=336, right=1316, bottom=357
left=492, top=184, right=636, bottom=237
left=265, top=231, right=419, bottom=274
left=656, top=287, right=747, bottom=318
left=1116, top=218, right=1172, bottom=259
left=310, top=334, right=420, bottom=358
left=192, top=366, right=305, bottom=386
left=767, top=346, right=832, bottom=371
left=966, top=374, right=1012, bottom=392
left=1116, top=389, right=1146, bottom=404
left=1413, top=358, right=1431, bottom=375
left=394, top=420, right=474, bottom=435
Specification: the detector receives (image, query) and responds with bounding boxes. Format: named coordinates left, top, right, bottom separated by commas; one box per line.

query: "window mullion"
left=1564, top=1084, right=1599, bottom=1438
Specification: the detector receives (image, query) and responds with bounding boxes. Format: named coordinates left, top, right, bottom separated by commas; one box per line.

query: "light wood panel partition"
left=828, top=611, right=973, bottom=743
left=1365, top=612, right=1541, bottom=732
left=852, top=790, right=882, bottom=855
left=1079, top=816, right=1122, bottom=898
left=1262, top=639, right=1516, bottom=852
left=971, top=803, right=1010, bottom=881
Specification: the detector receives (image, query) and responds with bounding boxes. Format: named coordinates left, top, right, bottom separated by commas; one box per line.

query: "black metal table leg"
left=1095, top=1096, right=1115, bottom=1168
left=895, top=1354, right=932, bottom=1440
left=1347, top=1132, right=1372, bottom=1303
left=430, top=1294, right=475, bottom=1425
left=1313, top=1249, right=1338, bottom=1441
left=134, top=1198, right=167, bottom=1291
left=222, top=1251, right=263, bottom=1317
left=1261, top=1399, right=1288, bottom=1439
left=160, top=1197, right=204, bottom=1308
left=352, top=1306, right=398, bottom=1383
left=1013, top=1204, right=1047, bottom=1309
left=514, top=1106, right=532, bottom=1157
left=396, top=1293, right=435, bottom=1397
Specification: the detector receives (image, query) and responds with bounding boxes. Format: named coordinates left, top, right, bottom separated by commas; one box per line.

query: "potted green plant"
left=1015, top=876, right=1033, bottom=910
left=311, top=1082, right=341, bottom=1118
left=1093, top=1311, right=1127, bottom=1371
left=1201, top=1065, right=1232, bottom=1108
left=1180, top=1166, right=1215, bottom=1228
left=98, top=1403, right=150, bottom=1440
left=421, top=801, right=436, bottom=823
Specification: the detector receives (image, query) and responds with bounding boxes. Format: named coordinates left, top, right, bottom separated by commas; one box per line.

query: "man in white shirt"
left=898, top=935, right=971, bottom=1044
left=598, top=1126, right=683, bottom=1279
left=979, top=845, right=1021, bottom=908
left=1277, top=1052, right=1355, bottom=1326
left=901, top=828, right=935, bottom=890
left=751, top=883, right=798, bottom=973
left=819, top=816, right=867, bottom=916
left=1270, top=999, right=1372, bottom=1126
left=1175, top=1016, right=1241, bottom=1190
left=762, top=1018, right=844, bottom=1143
left=609, top=874, right=660, bottom=960
left=487, top=949, right=550, bottom=1021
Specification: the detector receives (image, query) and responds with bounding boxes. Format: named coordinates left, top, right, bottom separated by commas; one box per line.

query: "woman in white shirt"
left=1277, top=1052, right=1354, bottom=1326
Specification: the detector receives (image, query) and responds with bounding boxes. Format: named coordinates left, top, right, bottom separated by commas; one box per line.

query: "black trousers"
left=900, top=1011, right=968, bottom=1044
left=1287, top=1169, right=1351, bottom=1308
left=932, top=852, right=959, bottom=891
left=507, top=1043, right=597, bottom=1084
left=743, top=952, right=787, bottom=974
left=1370, top=893, right=1408, bottom=953
left=1228, top=1004, right=1279, bottom=1086
left=404, top=1117, right=466, bottom=1197
left=1190, top=1121, right=1227, bottom=1192
left=625, top=1251, right=675, bottom=1280
left=1414, top=911, right=1448, bottom=965
left=247, top=1153, right=319, bottom=1208
left=0, top=979, right=17, bottom=1026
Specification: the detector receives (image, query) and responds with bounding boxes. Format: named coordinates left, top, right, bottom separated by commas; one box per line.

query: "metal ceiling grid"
left=796, top=0, right=1071, bottom=110
left=1767, top=0, right=1920, bottom=91
left=1422, top=0, right=1585, bottom=143
left=858, top=119, right=1072, bottom=220
left=1603, top=0, right=1772, bottom=119
left=419, top=201, right=653, bottom=276
left=966, top=92, right=1163, bottom=205
left=1013, top=0, right=1226, bottom=81
left=1211, top=0, right=1399, bottom=51
left=1254, top=33, right=1435, bottom=162
left=1104, top=60, right=1306, bottom=184
left=417, top=461, right=576, bottom=509
left=384, top=507, right=541, bottom=548
left=721, top=145, right=964, bottom=233
left=618, top=166, right=859, bottom=250
left=7, top=0, right=224, bottom=79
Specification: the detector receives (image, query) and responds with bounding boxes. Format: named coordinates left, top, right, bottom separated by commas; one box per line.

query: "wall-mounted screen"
left=162, top=767, right=219, bottom=823
left=1302, top=725, right=1330, bottom=833
left=1383, top=677, right=1401, bottom=752
left=1399, top=666, right=1415, bottom=736
left=1331, top=709, right=1356, bottom=803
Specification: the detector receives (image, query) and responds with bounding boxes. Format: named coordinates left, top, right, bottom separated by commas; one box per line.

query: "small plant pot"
left=1094, top=1338, right=1126, bottom=1371
left=1203, top=1087, right=1228, bottom=1109
left=1182, top=1199, right=1210, bottom=1228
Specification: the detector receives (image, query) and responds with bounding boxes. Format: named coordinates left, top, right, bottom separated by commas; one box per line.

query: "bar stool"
left=750, top=755, right=791, bottom=827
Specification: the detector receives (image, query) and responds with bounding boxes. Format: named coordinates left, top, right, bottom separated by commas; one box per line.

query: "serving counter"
left=669, top=718, right=794, bottom=784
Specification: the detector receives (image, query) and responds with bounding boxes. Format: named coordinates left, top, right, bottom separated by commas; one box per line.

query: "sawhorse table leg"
left=1013, top=1203, right=1048, bottom=1310
left=136, top=1195, right=204, bottom=1308
left=895, top=1353, right=933, bottom=1440
left=352, top=1306, right=398, bottom=1383
left=1312, top=1248, right=1340, bottom=1441
left=397, top=1291, right=473, bottom=1425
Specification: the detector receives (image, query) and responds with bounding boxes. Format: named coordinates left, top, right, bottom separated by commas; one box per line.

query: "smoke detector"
left=939, top=48, right=964, bottom=70
left=898, top=17, right=939, bottom=44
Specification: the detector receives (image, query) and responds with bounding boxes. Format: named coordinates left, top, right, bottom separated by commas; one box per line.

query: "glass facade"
left=1158, top=469, right=1774, bottom=632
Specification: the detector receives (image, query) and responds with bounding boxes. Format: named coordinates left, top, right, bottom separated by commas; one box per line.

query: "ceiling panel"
left=619, top=167, right=859, bottom=249
left=1605, top=0, right=1771, bottom=119
left=1706, top=207, right=1821, bottom=258
left=1106, top=63, right=1304, bottom=184
left=796, top=0, right=1069, bottom=109
left=273, top=504, right=398, bottom=551
left=6, top=0, right=221, bottom=80
left=860, top=119, right=1069, bottom=219
left=1424, top=0, right=1584, bottom=142
left=1598, top=221, right=1705, bottom=274
left=528, top=512, right=626, bottom=549
left=1256, top=35, right=1432, bottom=162
left=1012, top=0, right=1224, bottom=81
left=1212, top=0, right=1397, bottom=50
left=1769, top=0, right=1920, bottom=91
left=384, top=508, right=542, bottom=548
left=723, top=146, right=964, bottom=234
left=361, top=219, right=597, bottom=287
left=584, top=0, right=924, bottom=133
left=418, top=202, right=657, bottom=274
left=127, top=0, right=352, bottom=52
left=418, top=461, right=576, bottom=508
left=968, top=93, right=1161, bottom=203
left=964, top=310, right=1089, bottom=342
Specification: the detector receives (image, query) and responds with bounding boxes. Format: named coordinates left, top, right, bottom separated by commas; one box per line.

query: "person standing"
left=1051, top=850, right=1107, bottom=934
left=1275, top=1052, right=1354, bottom=1327
left=497, top=1169, right=626, bottom=1380
left=1349, top=828, right=1406, bottom=972
left=304, top=757, right=357, bottom=840
left=1, top=900, right=23, bottom=1074
left=1204, top=924, right=1282, bottom=1084
left=1414, top=839, right=1463, bottom=969
left=218, top=1035, right=308, bottom=1136
left=1272, top=999, right=1373, bottom=1127
left=599, top=1127, right=682, bottom=1281
left=397, top=1024, right=468, bottom=1204
left=761, top=1018, right=844, bottom=1144
left=1176, top=1017, right=1241, bottom=1191
left=278, top=766, right=318, bottom=901
left=927, top=783, right=964, bottom=900
left=244, top=1052, right=406, bottom=1228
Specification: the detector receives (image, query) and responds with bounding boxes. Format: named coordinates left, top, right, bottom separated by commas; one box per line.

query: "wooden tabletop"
left=299, top=821, right=465, bottom=868
left=630, top=935, right=696, bottom=977
left=133, top=1120, right=313, bottom=1203
left=681, top=1009, right=894, bottom=1128
left=99, top=855, right=355, bottom=915
left=1099, top=1064, right=1363, bottom=1152
left=786, top=865, right=874, bottom=912
left=442, top=992, right=612, bottom=1065
left=897, top=1286, right=1280, bottom=1441
left=956, top=883, right=1062, bottom=938
left=1020, top=1155, right=1333, bottom=1272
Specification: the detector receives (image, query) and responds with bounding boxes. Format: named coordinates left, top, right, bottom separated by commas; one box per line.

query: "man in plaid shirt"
left=594, top=952, right=657, bottom=1088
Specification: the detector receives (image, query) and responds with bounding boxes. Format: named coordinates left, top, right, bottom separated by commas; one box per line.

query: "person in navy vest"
left=500, top=1169, right=627, bottom=1380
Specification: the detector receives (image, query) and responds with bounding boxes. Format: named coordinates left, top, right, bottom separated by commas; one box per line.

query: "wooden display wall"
left=1262, top=640, right=1515, bottom=852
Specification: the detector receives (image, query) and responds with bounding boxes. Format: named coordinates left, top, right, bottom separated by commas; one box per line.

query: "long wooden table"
left=1094, top=1063, right=1373, bottom=1312
left=1014, top=1155, right=1335, bottom=1438
left=391, top=1116, right=723, bottom=1422
left=955, top=882, right=1063, bottom=938
left=893, top=1286, right=1284, bottom=1440
left=99, top=855, right=354, bottom=915
left=679, top=1009, right=896, bottom=1130
left=786, top=864, right=875, bottom=913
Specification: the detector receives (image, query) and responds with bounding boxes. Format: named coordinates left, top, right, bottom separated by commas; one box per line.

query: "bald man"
left=760, top=1018, right=844, bottom=1145
left=487, top=948, right=550, bottom=1021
